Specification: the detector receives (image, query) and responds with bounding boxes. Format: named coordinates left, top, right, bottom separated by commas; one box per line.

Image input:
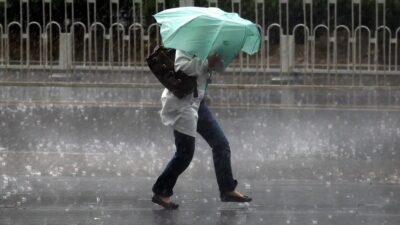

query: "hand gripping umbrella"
left=154, top=7, right=261, bottom=66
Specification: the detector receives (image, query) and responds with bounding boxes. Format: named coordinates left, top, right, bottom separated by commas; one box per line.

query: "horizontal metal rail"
left=1, top=80, right=399, bottom=91
left=0, top=0, right=399, bottom=87
left=1, top=81, right=399, bottom=111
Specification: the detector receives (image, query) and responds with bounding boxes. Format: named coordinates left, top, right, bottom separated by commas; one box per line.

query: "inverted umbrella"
left=154, top=7, right=260, bottom=66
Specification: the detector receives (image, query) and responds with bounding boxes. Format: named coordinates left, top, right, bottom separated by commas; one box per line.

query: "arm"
left=174, top=50, right=209, bottom=76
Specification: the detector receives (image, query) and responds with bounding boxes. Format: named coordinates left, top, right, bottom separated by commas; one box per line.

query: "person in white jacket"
left=151, top=50, right=252, bottom=209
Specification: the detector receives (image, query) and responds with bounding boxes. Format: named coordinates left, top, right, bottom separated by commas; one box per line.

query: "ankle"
left=227, top=191, right=244, bottom=197
left=160, top=196, right=171, bottom=203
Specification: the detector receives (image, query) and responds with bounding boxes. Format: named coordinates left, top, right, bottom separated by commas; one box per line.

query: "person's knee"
left=181, top=145, right=195, bottom=160
left=175, top=131, right=195, bottom=160
left=212, top=139, right=231, bottom=157
left=175, top=141, right=195, bottom=161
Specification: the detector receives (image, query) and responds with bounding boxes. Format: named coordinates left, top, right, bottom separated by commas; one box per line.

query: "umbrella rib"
left=207, top=20, right=226, bottom=58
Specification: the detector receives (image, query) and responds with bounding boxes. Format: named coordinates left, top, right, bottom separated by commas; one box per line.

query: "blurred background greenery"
left=0, top=0, right=399, bottom=31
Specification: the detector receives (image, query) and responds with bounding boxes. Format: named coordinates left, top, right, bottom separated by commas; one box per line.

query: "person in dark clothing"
left=152, top=51, right=251, bottom=210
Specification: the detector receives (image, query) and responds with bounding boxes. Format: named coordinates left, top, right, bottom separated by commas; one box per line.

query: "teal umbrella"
left=154, top=7, right=260, bottom=66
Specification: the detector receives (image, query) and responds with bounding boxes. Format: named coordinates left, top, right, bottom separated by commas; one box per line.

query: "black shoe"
left=152, top=195, right=179, bottom=210
left=220, top=193, right=252, bottom=203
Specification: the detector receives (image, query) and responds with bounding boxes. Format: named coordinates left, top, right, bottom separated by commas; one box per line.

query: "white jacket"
left=159, top=50, right=211, bottom=137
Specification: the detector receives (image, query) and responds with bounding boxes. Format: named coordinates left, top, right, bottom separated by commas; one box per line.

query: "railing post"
left=280, top=0, right=291, bottom=76
left=0, top=25, right=2, bottom=66
left=179, top=0, right=194, bottom=7
left=396, top=28, right=400, bottom=72
left=20, top=0, right=29, bottom=30
left=110, top=0, right=120, bottom=28
left=155, top=0, right=166, bottom=13
left=59, top=33, right=72, bottom=69
left=351, top=0, right=362, bottom=76
left=231, top=0, right=243, bottom=79
left=65, top=0, right=74, bottom=33
left=133, top=0, right=143, bottom=28
left=87, top=0, right=96, bottom=28
left=0, top=0, right=6, bottom=67
left=280, top=0, right=289, bottom=37
left=43, top=0, right=52, bottom=27
left=255, top=0, right=265, bottom=33
left=207, top=0, right=218, bottom=7
left=1, top=0, right=6, bottom=29
left=303, top=0, right=313, bottom=34
left=328, top=0, right=337, bottom=79
left=255, top=0, right=265, bottom=77
left=232, top=0, right=241, bottom=15
left=20, top=0, right=29, bottom=65
left=280, top=35, right=294, bottom=74
left=109, top=0, right=120, bottom=69
left=375, top=0, right=386, bottom=74
left=87, top=0, right=96, bottom=67
left=64, top=0, right=74, bottom=71
left=303, top=0, right=313, bottom=74
left=42, top=0, right=51, bottom=68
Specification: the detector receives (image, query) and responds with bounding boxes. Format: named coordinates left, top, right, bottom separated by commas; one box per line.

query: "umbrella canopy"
left=154, top=7, right=260, bottom=66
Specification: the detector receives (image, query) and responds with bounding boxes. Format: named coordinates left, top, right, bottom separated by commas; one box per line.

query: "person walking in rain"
left=150, top=6, right=260, bottom=210
left=151, top=50, right=252, bottom=209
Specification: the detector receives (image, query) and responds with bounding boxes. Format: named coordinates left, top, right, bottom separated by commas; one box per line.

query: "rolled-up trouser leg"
left=152, top=130, right=195, bottom=197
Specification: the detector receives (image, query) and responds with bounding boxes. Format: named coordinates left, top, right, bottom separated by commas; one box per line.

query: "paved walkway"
left=1, top=97, right=399, bottom=224
left=1, top=177, right=399, bottom=225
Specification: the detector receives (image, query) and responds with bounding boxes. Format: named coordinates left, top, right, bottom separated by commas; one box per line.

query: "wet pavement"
left=1, top=176, right=400, bottom=225
left=1, top=95, right=400, bottom=224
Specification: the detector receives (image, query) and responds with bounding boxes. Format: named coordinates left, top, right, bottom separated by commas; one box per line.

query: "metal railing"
left=0, top=0, right=399, bottom=86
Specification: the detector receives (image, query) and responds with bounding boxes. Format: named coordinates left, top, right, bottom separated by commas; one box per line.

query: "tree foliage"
left=0, top=0, right=399, bottom=31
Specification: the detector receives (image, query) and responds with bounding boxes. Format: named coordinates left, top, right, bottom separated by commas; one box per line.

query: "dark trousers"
left=152, top=101, right=238, bottom=197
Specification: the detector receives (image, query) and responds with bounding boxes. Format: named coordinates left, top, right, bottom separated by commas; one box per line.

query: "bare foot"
left=152, top=195, right=179, bottom=209
left=221, top=190, right=252, bottom=202
left=159, top=196, right=171, bottom=203
left=227, top=190, right=244, bottom=197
